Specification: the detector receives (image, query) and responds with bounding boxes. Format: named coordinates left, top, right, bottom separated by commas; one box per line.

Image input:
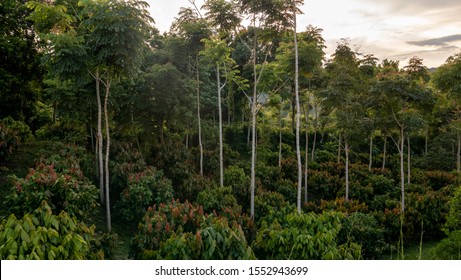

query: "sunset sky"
left=146, top=0, right=461, bottom=68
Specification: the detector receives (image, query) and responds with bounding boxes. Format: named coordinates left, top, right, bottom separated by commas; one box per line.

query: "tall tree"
left=201, top=36, right=247, bottom=187
left=28, top=0, right=153, bottom=231
left=371, top=63, right=434, bottom=213
left=432, top=53, right=461, bottom=172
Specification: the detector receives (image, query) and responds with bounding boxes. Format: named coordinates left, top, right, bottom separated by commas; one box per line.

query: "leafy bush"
left=0, top=202, right=103, bottom=260
left=130, top=200, right=254, bottom=260
left=254, top=190, right=290, bottom=225
left=4, top=163, right=99, bottom=221
left=253, top=207, right=362, bottom=260
left=339, top=212, right=386, bottom=259
left=0, top=117, right=33, bottom=160
left=431, top=230, right=461, bottom=260
left=196, top=187, right=241, bottom=214
left=224, top=165, right=250, bottom=209
left=318, top=198, right=369, bottom=214
left=444, top=186, right=461, bottom=233
left=115, top=168, right=173, bottom=224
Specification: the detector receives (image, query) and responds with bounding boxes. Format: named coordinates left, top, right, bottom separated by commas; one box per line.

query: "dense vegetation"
left=1, top=0, right=461, bottom=260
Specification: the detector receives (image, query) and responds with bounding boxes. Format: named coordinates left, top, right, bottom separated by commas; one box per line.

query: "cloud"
left=407, top=34, right=461, bottom=46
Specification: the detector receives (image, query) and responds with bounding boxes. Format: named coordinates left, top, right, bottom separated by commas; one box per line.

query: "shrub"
left=318, top=198, right=369, bottom=214
left=4, top=163, right=99, bottom=221
left=115, top=168, right=173, bottom=224
left=0, top=117, right=33, bottom=160
left=224, top=165, right=250, bottom=209
left=130, top=200, right=254, bottom=260
left=339, top=212, right=386, bottom=259
left=253, top=207, right=362, bottom=260
left=0, top=202, right=103, bottom=260
left=431, top=230, right=461, bottom=260
left=196, top=187, right=241, bottom=214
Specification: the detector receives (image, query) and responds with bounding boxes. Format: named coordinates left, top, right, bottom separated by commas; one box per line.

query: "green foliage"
left=131, top=200, right=254, bottom=260
left=224, top=165, right=250, bottom=208
left=0, top=201, right=103, bottom=260
left=339, top=212, right=386, bottom=259
left=116, top=168, right=173, bottom=224
left=444, top=186, right=461, bottom=233
left=253, top=208, right=362, bottom=260
left=196, top=187, right=241, bottom=214
left=431, top=230, right=461, bottom=260
left=4, top=163, right=99, bottom=221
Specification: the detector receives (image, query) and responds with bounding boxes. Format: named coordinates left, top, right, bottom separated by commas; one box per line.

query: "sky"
left=146, top=0, right=461, bottom=68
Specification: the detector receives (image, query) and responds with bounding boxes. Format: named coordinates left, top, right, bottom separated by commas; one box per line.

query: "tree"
left=371, top=64, right=434, bottom=213
left=322, top=39, right=366, bottom=201
left=201, top=36, right=247, bottom=187
left=27, top=0, right=153, bottom=231
left=171, top=6, right=211, bottom=176
left=1, top=0, right=43, bottom=126
left=236, top=0, right=301, bottom=218
left=432, top=53, right=461, bottom=172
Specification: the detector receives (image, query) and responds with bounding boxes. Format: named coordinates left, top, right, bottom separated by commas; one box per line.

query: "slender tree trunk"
left=311, top=124, right=317, bottom=162
left=196, top=56, right=203, bottom=176
left=293, top=7, right=302, bottom=214
left=425, top=128, right=428, bottom=155
left=104, top=75, right=111, bottom=232
left=457, top=131, right=460, bottom=173
left=337, top=133, right=342, bottom=164
left=407, top=135, right=411, bottom=186
left=382, top=135, right=387, bottom=170
left=278, top=106, right=283, bottom=168
left=369, top=134, right=373, bottom=171
left=95, top=69, right=104, bottom=203
left=400, top=126, right=405, bottom=213
left=345, top=138, right=350, bottom=201
left=217, top=66, right=224, bottom=188
left=250, top=13, right=257, bottom=219
left=304, top=106, right=309, bottom=203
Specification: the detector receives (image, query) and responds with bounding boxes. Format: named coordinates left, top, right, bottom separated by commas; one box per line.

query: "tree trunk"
left=250, top=13, right=257, bottom=219
left=337, top=133, right=342, bottom=164
left=95, top=69, right=104, bottom=203
left=294, top=8, right=302, bottom=214
left=407, top=135, right=411, bottom=186
left=196, top=55, right=203, bottom=176
left=369, top=134, right=373, bottom=171
left=457, top=131, right=460, bottom=173
left=311, top=124, right=317, bottom=162
left=278, top=106, right=282, bottom=168
left=425, top=128, right=428, bottom=155
left=382, top=135, right=387, bottom=170
left=104, top=75, right=111, bottom=232
left=345, top=139, right=350, bottom=201
left=304, top=105, right=309, bottom=203
left=217, top=66, right=224, bottom=188
left=400, top=126, right=405, bottom=213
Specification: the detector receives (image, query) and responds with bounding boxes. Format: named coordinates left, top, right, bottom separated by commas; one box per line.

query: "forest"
left=1, top=0, right=461, bottom=260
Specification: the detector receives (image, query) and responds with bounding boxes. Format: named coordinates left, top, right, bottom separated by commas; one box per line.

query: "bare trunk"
left=425, top=128, right=428, bottom=155
left=294, top=8, right=302, bottom=214
left=337, top=133, right=342, bottom=164
left=95, top=69, right=104, bottom=203
left=104, top=75, right=111, bottom=232
left=369, top=134, right=373, bottom=171
left=217, top=66, right=224, bottom=188
left=250, top=13, right=257, bottom=219
left=196, top=55, right=203, bottom=176
left=304, top=106, right=309, bottom=203
left=407, top=135, right=411, bottom=186
left=311, top=125, right=317, bottom=162
left=345, top=139, right=350, bottom=201
left=278, top=107, right=282, bottom=168
left=400, top=126, right=405, bottom=213
left=382, top=135, right=387, bottom=170
left=457, top=131, right=460, bottom=173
